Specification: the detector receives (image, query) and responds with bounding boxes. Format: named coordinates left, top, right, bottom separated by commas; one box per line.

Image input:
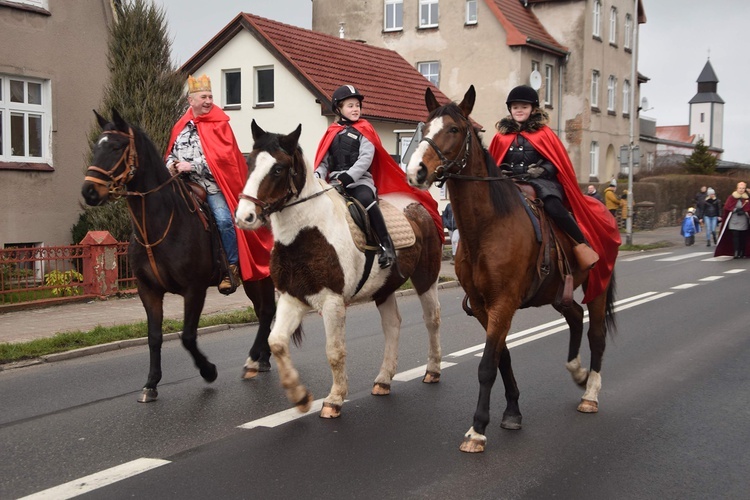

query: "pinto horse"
left=235, top=121, right=443, bottom=418
left=406, top=86, right=617, bottom=453
left=81, top=109, right=277, bottom=403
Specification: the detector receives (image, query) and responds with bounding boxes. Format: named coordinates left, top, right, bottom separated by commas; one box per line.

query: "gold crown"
left=187, top=74, right=212, bottom=93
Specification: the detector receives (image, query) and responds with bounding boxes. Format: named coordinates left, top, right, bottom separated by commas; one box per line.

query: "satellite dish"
left=640, top=97, right=649, bottom=110
left=529, top=70, right=542, bottom=90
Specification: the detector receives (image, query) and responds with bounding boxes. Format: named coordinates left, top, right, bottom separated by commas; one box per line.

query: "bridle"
left=84, top=128, right=139, bottom=197
left=420, top=116, right=506, bottom=185
left=238, top=150, right=337, bottom=221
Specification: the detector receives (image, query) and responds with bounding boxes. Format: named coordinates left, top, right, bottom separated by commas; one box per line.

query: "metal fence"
left=0, top=241, right=136, bottom=309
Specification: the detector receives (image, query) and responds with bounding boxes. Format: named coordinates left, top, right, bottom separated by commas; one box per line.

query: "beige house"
left=312, top=0, right=647, bottom=182
left=0, top=0, right=114, bottom=248
left=180, top=13, right=452, bottom=207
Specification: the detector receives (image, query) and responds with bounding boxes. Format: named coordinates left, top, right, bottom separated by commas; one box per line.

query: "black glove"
left=734, top=207, right=744, bottom=214
left=527, top=165, right=545, bottom=178
left=329, top=179, right=346, bottom=195
left=335, top=172, right=354, bottom=187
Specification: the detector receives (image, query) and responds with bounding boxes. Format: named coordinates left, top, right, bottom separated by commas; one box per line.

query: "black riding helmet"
left=331, top=84, right=364, bottom=115
left=506, top=85, right=539, bottom=110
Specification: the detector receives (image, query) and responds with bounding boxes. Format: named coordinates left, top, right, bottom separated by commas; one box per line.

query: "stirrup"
left=378, top=244, right=396, bottom=269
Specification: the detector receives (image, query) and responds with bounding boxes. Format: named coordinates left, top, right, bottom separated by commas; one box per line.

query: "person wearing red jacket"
left=314, top=84, right=442, bottom=269
left=714, top=181, right=750, bottom=258
left=489, top=85, right=621, bottom=303
left=166, top=74, right=272, bottom=293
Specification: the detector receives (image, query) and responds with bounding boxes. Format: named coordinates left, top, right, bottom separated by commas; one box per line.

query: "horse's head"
left=236, top=119, right=304, bottom=230
left=81, top=109, right=138, bottom=206
left=406, top=85, right=477, bottom=189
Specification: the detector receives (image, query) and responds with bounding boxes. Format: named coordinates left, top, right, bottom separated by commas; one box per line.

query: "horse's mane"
left=427, top=102, right=521, bottom=218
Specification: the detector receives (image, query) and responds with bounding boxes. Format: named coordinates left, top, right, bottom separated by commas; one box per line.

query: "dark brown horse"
left=81, top=109, right=277, bottom=403
left=235, top=121, right=443, bottom=418
left=406, top=87, right=617, bottom=453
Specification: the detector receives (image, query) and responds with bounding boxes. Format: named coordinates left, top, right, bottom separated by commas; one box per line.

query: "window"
left=701, top=112, right=705, bottom=123
left=624, top=14, right=632, bottom=49
left=384, top=0, right=403, bottom=31
left=591, top=70, right=600, bottom=108
left=531, top=60, right=540, bottom=74
left=419, top=0, right=438, bottom=28
left=609, top=7, right=617, bottom=45
left=544, top=64, right=553, bottom=106
left=418, top=61, right=440, bottom=86
left=0, top=74, right=50, bottom=164
left=622, top=79, right=630, bottom=115
left=466, top=0, right=477, bottom=25
left=590, top=141, right=600, bottom=177
left=607, top=75, right=616, bottom=112
left=224, top=70, right=241, bottom=107
left=254, top=66, right=274, bottom=106
left=592, top=1, right=601, bottom=38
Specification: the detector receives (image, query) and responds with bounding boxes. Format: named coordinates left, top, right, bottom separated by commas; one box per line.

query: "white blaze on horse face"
left=236, top=151, right=276, bottom=230
left=97, top=135, right=109, bottom=146
left=405, top=116, right=444, bottom=188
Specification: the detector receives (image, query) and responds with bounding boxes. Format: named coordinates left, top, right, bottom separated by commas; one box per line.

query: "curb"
left=2, top=280, right=463, bottom=370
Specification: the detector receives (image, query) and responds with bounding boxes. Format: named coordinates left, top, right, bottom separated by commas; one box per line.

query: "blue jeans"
left=703, top=216, right=718, bottom=240
left=207, top=192, right=238, bottom=265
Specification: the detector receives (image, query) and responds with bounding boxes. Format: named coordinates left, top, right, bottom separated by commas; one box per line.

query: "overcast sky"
left=155, top=0, right=750, bottom=164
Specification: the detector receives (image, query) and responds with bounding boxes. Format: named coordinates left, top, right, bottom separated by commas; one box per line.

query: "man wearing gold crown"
left=165, top=74, right=273, bottom=294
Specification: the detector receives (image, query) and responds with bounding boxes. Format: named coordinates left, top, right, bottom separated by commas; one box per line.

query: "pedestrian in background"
left=442, top=202, right=459, bottom=264
left=697, top=187, right=721, bottom=247
left=604, top=179, right=620, bottom=218
left=586, top=185, right=604, bottom=203
left=680, top=208, right=700, bottom=246
left=715, top=181, right=750, bottom=259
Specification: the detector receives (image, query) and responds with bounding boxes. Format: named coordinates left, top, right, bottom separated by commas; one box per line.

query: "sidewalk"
left=0, top=226, right=683, bottom=346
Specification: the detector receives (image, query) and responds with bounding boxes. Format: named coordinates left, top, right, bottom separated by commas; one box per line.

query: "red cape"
left=489, top=127, right=620, bottom=303
left=714, top=194, right=750, bottom=257
left=167, top=106, right=273, bottom=281
left=314, top=119, right=443, bottom=240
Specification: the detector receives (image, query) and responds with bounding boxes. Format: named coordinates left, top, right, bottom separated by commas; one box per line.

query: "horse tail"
left=291, top=324, right=304, bottom=348
left=604, top=270, right=617, bottom=335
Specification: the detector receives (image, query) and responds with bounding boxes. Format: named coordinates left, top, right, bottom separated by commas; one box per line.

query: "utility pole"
left=626, top=0, right=638, bottom=246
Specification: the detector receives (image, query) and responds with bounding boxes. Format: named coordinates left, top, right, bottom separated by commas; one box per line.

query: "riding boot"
left=573, top=243, right=599, bottom=270
left=219, top=264, right=241, bottom=294
left=368, top=203, right=397, bottom=269
left=712, top=231, right=717, bottom=244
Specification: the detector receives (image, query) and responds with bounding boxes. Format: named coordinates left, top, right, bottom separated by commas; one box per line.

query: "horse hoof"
left=577, top=399, right=599, bottom=413
left=422, top=371, right=441, bottom=384
left=500, top=413, right=522, bottom=430
left=295, top=391, right=313, bottom=413
left=138, top=388, right=158, bottom=403
left=459, top=437, right=486, bottom=453
left=371, top=382, right=391, bottom=396
left=258, top=360, right=272, bottom=372
left=242, top=366, right=258, bottom=380
left=319, top=402, right=342, bottom=419
left=200, top=363, right=218, bottom=383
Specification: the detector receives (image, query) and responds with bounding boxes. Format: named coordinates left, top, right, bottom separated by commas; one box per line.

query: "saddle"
left=513, top=181, right=576, bottom=308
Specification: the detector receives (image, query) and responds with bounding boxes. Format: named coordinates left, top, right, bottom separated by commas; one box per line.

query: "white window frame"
left=624, top=14, right=632, bottom=49
left=622, top=79, right=630, bottom=115
left=593, top=0, right=601, bottom=38
left=607, top=75, right=616, bottom=112
left=418, top=61, right=440, bottom=87
left=465, top=0, right=477, bottom=25
left=609, top=7, right=618, bottom=45
left=254, top=66, right=274, bottom=106
left=544, top=64, right=553, bottom=106
left=419, top=0, right=439, bottom=29
left=590, top=141, right=600, bottom=177
left=0, top=74, right=51, bottom=163
left=223, top=69, right=241, bottom=108
left=591, top=70, right=600, bottom=108
left=384, top=0, right=403, bottom=31
left=7, top=0, right=48, bottom=8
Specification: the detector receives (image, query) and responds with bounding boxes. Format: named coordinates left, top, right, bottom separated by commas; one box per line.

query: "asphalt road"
left=2, top=245, right=749, bottom=499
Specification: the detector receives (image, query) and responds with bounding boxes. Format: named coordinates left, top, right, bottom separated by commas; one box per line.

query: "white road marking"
left=656, top=252, right=713, bottom=261
left=702, top=256, right=734, bottom=262
left=238, top=398, right=326, bottom=429
left=18, top=458, right=170, bottom=500
left=699, top=276, right=724, bottom=281
left=392, top=361, right=457, bottom=382
left=724, top=268, right=746, bottom=274
left=621, top=252, right=672, bottom=261
left=671, top=283, right=699, bottom=289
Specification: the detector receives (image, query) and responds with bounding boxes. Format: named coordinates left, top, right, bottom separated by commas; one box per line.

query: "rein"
left=239, top=153, right=338, bottom=220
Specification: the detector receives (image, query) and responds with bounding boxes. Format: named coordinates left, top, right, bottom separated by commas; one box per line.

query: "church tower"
left=688, top=59, right=724, bottom=151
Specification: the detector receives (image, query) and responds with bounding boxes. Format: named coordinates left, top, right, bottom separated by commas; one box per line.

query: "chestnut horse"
left=406, top=87, right=617, bottom=453
left=81, top=109, right=277, bottom=403
left=235, top=120, right=443, bottom=418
